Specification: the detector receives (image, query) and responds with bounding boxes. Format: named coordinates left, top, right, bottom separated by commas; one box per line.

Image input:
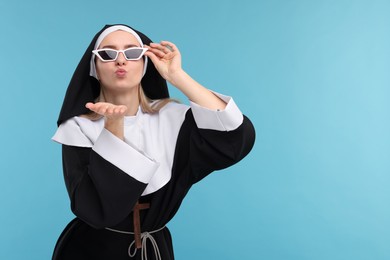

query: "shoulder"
left=158, top=101, right=190, bottom=121
left=52, top=116, right=103, bottom=147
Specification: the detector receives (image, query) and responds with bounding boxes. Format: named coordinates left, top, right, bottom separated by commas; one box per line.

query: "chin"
left=111, top=82, right=139, bottom=92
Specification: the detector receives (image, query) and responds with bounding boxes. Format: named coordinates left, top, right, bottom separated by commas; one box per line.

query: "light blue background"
left=0, top=0, right=389, bottom=259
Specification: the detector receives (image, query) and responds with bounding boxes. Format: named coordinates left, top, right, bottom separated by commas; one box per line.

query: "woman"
left=52, top=24, right=255, bottom=260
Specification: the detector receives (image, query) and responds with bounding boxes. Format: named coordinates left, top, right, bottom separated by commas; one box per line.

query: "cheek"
left=130, top=60, right=144, bottom=74
left=95, top=62, right=106, bottom=80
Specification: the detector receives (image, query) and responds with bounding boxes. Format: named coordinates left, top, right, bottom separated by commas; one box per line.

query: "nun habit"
left=52, top=24, right=255, bottom=260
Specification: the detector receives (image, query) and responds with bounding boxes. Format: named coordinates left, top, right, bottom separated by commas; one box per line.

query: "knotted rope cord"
left=105, top=226, right=165, bottom=260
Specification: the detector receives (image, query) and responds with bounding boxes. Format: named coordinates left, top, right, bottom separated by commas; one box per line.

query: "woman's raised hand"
left=144, top=41, right=183, bottom=84
left=145, top=41, right=227, bottom=111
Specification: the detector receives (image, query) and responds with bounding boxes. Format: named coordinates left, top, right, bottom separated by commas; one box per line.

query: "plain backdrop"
left=0, top=0, right=389, bottom=259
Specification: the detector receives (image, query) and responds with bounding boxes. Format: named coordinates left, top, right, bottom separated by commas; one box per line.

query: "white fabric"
left=52, top=94, right=243, bottom=195
left=53, top=118, right=94, bottom=147
left=93, top=128, right=159, bottom=184
left=190, top=91, right=243, bottom=131
left=90, top=25, right=148, bottom=79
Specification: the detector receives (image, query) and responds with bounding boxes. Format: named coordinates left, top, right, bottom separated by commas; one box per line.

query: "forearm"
left=169, top=69, right=227, bottom=110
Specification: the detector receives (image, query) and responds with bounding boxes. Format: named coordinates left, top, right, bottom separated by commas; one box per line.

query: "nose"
left=116, top=52, right=127, bottom=65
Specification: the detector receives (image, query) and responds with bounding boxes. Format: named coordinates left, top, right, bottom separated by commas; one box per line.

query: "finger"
left=86, top=102, right=94, bottom=109
left=113, top=106, right=124, bottom=115
left=120, top=106, right=128, bottom=114
left=150, top=42, right=172, bottom=54
left=99, top=106, right=108, bottom=115
left=94, top=103, right=108, bottom=114
left=113, top=106, right=125, bottom=115
left=147, top=46, right=167, bottom=57
left=160, top=41, right=176, bottom=51
left=147, top=47, right=175, bottom=62
left=86, top=102, right=101, bottom=113
left=107, top=105, right=115, bottom=114
left=144, top=50, right=162, bottom=64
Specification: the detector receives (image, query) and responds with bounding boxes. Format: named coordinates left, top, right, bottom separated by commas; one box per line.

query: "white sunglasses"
left=92, top=47, right=148, bottom=62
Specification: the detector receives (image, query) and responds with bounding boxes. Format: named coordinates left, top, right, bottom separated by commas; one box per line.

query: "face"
left=95, top=30, right=144, bottom=93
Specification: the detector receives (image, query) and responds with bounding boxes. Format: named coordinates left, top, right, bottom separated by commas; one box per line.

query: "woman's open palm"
left=85, top=102, right=128, bottom=120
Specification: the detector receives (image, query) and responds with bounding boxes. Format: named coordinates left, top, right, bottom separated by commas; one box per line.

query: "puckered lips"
left=115, top=68, right=127, bottom=77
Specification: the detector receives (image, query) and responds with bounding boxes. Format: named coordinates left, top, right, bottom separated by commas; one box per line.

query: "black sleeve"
left=61, top=145, right=147, bottom=228
left=174, top=110, right=256, bottom=184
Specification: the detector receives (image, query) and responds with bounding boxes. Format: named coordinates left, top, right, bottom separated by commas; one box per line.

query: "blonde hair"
left=138, top=85, right=176, bottom=113
left=81, top=85, right=177, bottom=120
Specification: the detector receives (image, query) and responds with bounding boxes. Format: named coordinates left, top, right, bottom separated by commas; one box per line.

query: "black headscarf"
left=56, top=24, right=169, bottom=126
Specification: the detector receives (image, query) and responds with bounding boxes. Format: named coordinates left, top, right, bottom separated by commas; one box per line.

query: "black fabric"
left=52, top=218, right=174, bottom=260
left=62, top=146, right=148, bottom=228
left=52, top=109, right=255, bottom=259
left=57, top=24, right=169, bottom=126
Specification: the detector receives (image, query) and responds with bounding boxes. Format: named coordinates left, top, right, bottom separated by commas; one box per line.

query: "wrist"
left=167, top=69, right=188, bottom=87
left=104, top=117, right=124, bottom=140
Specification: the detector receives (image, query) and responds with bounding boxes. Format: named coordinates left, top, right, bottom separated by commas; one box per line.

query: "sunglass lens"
left=124, top=49, right=144, bottom=60
left=98, top=50, right=117, bottom=61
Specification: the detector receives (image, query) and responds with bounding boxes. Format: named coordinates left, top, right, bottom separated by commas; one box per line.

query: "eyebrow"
left=100, top=44, right=139, bottom=49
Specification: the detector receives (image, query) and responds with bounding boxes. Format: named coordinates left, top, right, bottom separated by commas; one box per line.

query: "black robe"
left=52, top=99, right=255, bottom=260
